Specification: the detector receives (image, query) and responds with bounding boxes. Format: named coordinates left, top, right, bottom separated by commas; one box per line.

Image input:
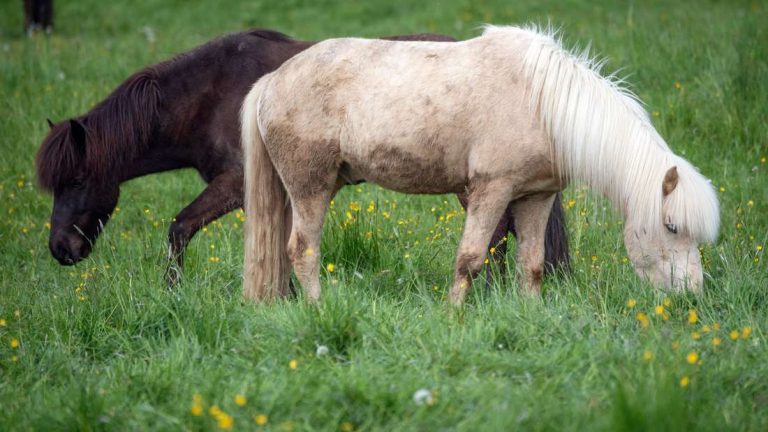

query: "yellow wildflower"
left=255, top=414, right=268, bottom=426
left=348, top=201, right=361, bottom=212
left=713, top=322, right=720, bottom=331
left=680, top=376, right=690, bottom=387
left=340, top=422, right=354, bottom=432
left=626, top=299, right=637, bottom=308
left=654, top=305, right=665, bottom=316
left=686, top=352, right=698, bottom=364
left=289, top=359, right=298, bottom=370
left=0, top=318, right=5, bottom=326
left=489, top=247, right=496, bottom=255
left=741, top=326, right=752, bottom=339
left=663, top=298, right=672, bottom=307
left=217, top=413, right=233, bottom=430
left=672, top=341, right=680, bottom=350
left=191, top=404, right=203, bottom=416
left=326, top=263, right=335, bottom=273
left=729, top=330, right=739, bottom=340
left=701, top=325, right=711, bottom=333
left=635, top=312, right=650, bottom=328
left=691, top=331, right=701, bottom=340
left=687, top=309, right=698, bottom=325
left=642, top=350, right=653, bottom=362
left=10, top=338, right=20, bottom=348
left=234, top=394, right=247, bottom=406
left=712, top=337, right=721, bottom=347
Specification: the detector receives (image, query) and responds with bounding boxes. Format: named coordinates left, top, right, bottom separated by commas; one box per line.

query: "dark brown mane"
left=246, top=29, right=293, bottom=42
left=36, top=69, right=160, bottom=191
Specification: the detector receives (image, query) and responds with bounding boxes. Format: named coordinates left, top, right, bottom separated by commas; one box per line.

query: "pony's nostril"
left=54, top=245, right=75, bottom=265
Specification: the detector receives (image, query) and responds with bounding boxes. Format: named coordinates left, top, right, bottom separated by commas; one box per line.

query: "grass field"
left=1, top=0, right=767, bottom=430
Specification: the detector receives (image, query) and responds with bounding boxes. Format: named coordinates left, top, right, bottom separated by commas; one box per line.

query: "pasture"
left=1, top=0, right=766, bottom=430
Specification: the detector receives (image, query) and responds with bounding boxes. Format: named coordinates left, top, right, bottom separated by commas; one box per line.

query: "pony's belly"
left=341, top=147, right=467, bottom=194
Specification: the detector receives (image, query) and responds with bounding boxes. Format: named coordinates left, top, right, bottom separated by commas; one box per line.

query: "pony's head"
left=513, top=24, right=720, bottom=292
left=36, top=70, right=159, bottom=265
left=36, top=118, right=120, bottom=265
left=623, top=163, right=720, bottom=292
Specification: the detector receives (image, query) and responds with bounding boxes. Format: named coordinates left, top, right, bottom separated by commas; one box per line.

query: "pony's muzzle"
left=49, top=232, right=91, bottom=266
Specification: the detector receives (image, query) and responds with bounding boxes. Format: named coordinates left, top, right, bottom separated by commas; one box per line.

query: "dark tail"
left=457, top=191, right=570, bottom=275
left=542, top=193, right=570, bottom=274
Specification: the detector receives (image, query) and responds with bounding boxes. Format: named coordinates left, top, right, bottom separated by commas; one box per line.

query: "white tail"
left=241, top=78, right=291, bottom=300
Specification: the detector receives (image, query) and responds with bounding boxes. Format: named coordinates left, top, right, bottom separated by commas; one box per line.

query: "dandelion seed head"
left=413, top=389, right=435, bottom=406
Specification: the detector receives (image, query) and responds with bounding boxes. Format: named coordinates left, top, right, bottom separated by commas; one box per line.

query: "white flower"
left=142, top=26, right=156, bottom=44
left=316, top=345, right=329, bottom=356
left=412, top=389, right=434, bottom=406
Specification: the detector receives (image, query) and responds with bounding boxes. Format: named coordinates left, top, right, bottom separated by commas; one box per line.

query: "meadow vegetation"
left=0, top=0, right=766, bottom=430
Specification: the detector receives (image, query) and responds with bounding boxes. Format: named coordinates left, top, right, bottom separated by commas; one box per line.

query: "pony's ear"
left=69, top=119, right=87, bottom=156
left=662, top=166, right=678, bottom=196
left=46, top=118, right=55, bottom=129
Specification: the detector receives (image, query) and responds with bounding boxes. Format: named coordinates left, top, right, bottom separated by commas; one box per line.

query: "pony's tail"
left=543, top=193, right=570, bottom=274
left=241, top=80, right=291, bottom=300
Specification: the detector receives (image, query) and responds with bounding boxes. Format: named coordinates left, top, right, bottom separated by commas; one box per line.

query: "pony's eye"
left=70, top=178, right=86, bottom=190
left=665, top=223, right=678, bottom=234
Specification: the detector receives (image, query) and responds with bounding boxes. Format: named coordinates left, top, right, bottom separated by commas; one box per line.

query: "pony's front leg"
left=449, top=181, right=514, bottom=305
left=287, top=192, right=332, bottom=302
left=510, top=193, right=557, bottom=296
left=166, top=170, right=243, bottom=285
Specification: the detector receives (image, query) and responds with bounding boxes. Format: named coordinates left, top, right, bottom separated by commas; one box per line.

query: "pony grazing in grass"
left=35, top=29, right=570, bottom=285
left=242, top=25, right=720, bottom=304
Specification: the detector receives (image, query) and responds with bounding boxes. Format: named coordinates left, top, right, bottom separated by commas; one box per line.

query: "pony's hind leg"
left=449, top=180, right=516, bottom=305
left=287, top=191, right=333, bottom=302
left=511, top=193, right=557, bottom=296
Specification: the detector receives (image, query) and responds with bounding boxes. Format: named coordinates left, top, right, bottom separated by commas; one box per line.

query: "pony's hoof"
left=164, top=266, right=182, bottom=287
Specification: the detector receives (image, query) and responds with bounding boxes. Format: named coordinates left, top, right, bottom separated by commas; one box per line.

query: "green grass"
left=1, top=0, right=767, bottom=430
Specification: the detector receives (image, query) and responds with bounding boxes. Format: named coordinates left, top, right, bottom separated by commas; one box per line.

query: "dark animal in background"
left=35, top=29, right=569, bottom=285
left=24, top=0, right=53, bottom=35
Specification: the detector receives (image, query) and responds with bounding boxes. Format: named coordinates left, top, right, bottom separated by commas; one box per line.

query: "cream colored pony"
left=241, top=25, right=720, bottom=304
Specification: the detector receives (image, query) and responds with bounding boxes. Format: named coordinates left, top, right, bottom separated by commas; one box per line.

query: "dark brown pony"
left=36, top=29, right=569, bottom=284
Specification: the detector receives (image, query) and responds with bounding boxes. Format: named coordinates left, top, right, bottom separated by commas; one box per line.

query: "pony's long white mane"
left=482, top=25, right=719, bottom=242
